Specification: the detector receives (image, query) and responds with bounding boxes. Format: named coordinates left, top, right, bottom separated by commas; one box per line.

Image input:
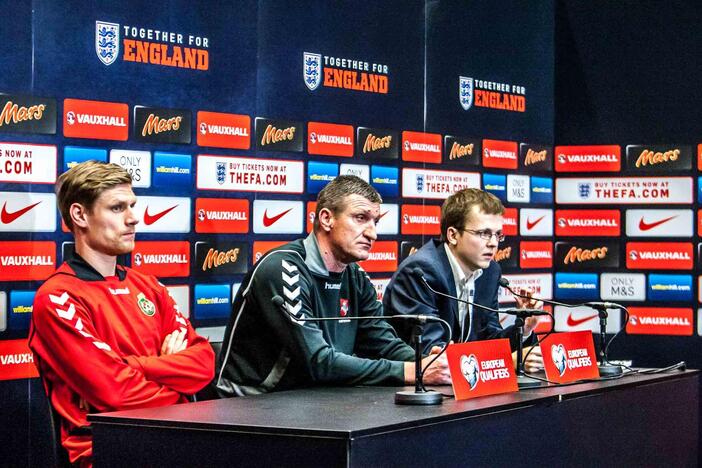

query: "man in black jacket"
left=383, top=189, right=543, bottom=371
left=215, top=176, right=450, bottom=396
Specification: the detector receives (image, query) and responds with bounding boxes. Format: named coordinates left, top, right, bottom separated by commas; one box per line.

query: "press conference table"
left=90, top=371, right=699, bottom=467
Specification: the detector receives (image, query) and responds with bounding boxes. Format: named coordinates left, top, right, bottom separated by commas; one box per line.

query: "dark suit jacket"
left=383, top=239, right=521, bottom=353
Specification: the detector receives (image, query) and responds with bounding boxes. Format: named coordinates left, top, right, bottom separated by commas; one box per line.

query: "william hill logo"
left=134, top=106, right=191, bottom=144
left=194, top=241, right=248, bottom=276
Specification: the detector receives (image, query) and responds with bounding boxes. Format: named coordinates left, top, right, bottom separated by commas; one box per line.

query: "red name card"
left=540, top=331, right=600, bottom=383
left=447, top=338, right=518, bottom=400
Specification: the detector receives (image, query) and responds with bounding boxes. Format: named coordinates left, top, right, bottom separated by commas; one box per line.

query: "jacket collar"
left=66, top=251, right=127, bottom=281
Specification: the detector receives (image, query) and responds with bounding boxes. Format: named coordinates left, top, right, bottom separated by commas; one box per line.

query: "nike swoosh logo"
left=566, top=313, right=599, bottom=327
left=263, top=208, right=292, bottom=227
left=1, top=201, right=42, bottom=224
left=638, top=215, right=676, bottom=231
left=526, top=215, right=546, bottom=230
left=378, top=210, right=389, bottom=220
left=143, top=205, right=178, bottom=225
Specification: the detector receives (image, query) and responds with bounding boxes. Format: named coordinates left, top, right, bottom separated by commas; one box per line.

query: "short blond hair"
left=56, top=161, right=132, bottom=231
left=441, top=188, right=504, bottom=242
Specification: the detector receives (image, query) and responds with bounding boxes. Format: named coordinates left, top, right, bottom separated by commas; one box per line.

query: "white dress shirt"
left=444, top=243, right=482, bottom=342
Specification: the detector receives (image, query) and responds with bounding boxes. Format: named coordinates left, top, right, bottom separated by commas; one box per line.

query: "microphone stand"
left=589, top=303, right=623, bottom=377
left=395, top=318, right=443, bottom=405
left=504, top=308, right=546, bottom=389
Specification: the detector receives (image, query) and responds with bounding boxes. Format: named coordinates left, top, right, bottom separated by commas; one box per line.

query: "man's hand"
left=404, top=346, right=452, bottom=385
left=512, top=345, right=543, bottom=373
left=514, top=287, right=544, bottom=336
left=161, top=328, right=188, bottom=355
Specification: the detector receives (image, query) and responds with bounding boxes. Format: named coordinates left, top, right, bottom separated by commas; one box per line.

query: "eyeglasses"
left=462, top=229, right=505, bottom=242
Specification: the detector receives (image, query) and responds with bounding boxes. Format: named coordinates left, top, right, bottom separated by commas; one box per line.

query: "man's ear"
left=446, top=226, right=459, bottom=246
left=317, top=207, right=335, bottom=233
left=69, top=203, right=89, bottom=229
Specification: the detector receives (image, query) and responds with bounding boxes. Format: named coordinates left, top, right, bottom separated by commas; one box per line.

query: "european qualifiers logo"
left=304, top=52, right=389, bottom=94
left=555, top=241, right=619, bottom=271
left=519, top=143, right=552, bottom=171
left=459, top=76, right=526, bottom=112
left=443, top=136, right=480, bottom=167
left=194, top=241, right=248, bottom=276
left=97, top=21, right=210, bottom=70
left=625, top=145, right=692, bottom=172
left=0, top=94, right=56, bottom=135
left=133, top=106, right=191, bottom=144
left=254, top=117, right=303, bottom=152
left=356, top=127, right=398, bottom=160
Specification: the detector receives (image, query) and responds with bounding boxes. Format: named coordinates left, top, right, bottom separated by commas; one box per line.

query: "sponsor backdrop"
left=3, top=0, right=702, bottom=463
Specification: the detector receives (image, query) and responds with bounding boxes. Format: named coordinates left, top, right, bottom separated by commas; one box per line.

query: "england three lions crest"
left=96, top=21, right=120, bottom=66
left=304, top=52, right=322, bottom=91
left=459, top=76, right=473, bottom=110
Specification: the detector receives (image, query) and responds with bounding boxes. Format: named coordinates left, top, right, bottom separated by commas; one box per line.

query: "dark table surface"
left=89, top=370, right=698, bottom=438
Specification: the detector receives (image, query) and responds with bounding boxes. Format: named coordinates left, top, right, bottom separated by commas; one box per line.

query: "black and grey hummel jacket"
left=215, top=233, right=415, bottom=397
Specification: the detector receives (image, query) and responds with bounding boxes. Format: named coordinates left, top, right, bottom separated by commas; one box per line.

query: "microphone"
left=498, top=278, right=625, bottom=377
left=499, top=277, right=625, bottom=311
left=411, top=268, right=550, bottom=317
left=272, top=295, right=452, bottom=406
left=271, top=295, right=444, bottom=324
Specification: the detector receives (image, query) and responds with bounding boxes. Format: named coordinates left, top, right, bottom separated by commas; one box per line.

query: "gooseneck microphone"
left=271, top=295, right=452, bottom=406
left=411, top=267, right=550, bottom=389
left=498, top=277, right=625, bottom=377
left=411, top=268, right=550, bottom=317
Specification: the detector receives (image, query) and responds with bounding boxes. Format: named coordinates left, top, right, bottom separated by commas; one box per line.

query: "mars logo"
left=303, top=52, right=322, bottom=90
left=460, top=354, right=480, bottom=389
left=194, top=241, right=248, bottom=276
left=95, top=21, right=119, bottom=65
left=551, top=344, right=567, bottom=376
left=556, top=241, right=619, bottom=270
left=459, top=76, right=473, bottom=110
left=0, top=95, right=56, bottom=135
left=134, top=106, right=190, bottom=144
left=255, top=118, right=303, bottom=152
left=625, top=145, right=691, bottom=171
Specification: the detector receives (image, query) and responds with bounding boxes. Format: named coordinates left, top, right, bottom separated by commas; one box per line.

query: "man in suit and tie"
left=383, top=188, right=543, bottom=371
